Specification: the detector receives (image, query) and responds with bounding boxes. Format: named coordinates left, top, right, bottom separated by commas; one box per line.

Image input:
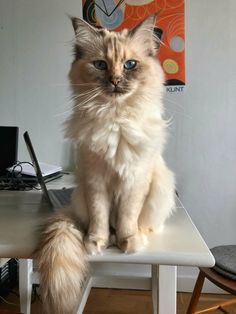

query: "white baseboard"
left=177, top=275, right=225, bottom=294
left=92, top=274, right=225, bottom=294
left=93, top=275, right=152, bottom=290
left=91, top=263, right=226, bottom=294
left=32, top=263, right=226, bottom=294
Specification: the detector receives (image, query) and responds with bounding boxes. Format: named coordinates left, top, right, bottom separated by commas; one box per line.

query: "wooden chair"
left=187, top=247, right=236, bottom=314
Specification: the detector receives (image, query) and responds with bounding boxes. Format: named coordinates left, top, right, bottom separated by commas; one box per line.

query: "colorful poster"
left=82, top=0, right=185, bottom=92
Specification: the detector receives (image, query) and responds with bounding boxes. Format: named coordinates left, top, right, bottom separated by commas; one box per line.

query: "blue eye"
left=93, top=60, right=107, bottom=70
left=124, top=60, right=137, bottom=70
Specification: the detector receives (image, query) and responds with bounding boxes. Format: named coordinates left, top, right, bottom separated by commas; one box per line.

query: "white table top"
left=0, top=174, right=214, bottom=267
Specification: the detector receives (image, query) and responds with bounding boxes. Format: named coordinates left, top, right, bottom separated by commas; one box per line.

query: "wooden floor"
left=0, top=288, right=236, bottom=314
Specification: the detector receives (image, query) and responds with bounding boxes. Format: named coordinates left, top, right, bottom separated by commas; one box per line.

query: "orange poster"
left=82, top=0, right=185, bottom=92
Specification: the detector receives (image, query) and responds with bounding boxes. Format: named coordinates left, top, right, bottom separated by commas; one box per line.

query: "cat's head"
left=69, top=14, right=163, bottom=101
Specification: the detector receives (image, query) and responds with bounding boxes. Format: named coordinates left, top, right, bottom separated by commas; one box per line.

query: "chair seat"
left=187, top=245, right=236, bottom=313
left=211, top=245, right=236, bottom=280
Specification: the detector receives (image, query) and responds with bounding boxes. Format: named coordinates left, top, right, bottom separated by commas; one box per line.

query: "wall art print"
left=82, top=0, right=185, bottom=92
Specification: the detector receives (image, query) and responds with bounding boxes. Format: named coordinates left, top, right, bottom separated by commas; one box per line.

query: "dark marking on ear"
left=67, top=15, right=80, bottom=34
left=153, top=27, right=163, bottom=50
left=71, top=17, right=78, bottom=33
left=129, top=13, right=158, bottom=37
left=69, top=15, right=100, bottom=37
left=129, top=13, right=162, bottom=56
left=73, top=44, right=84, bottom=61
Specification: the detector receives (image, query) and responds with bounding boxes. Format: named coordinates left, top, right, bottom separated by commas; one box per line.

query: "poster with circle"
left=82, top=0, right=185, bottom=92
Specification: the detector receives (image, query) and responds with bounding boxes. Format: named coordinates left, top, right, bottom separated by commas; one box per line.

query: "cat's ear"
left=70, top=16, right=98, bottom=45
left=69, top=17, right=101, bottom=60
left=129, top=14, right=160, bottom=56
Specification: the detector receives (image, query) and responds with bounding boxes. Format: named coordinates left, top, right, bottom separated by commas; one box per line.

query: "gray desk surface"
left=0, top=174, right=214, bottom=267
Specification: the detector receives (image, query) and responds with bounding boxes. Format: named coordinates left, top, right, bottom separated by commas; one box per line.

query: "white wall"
left=165, top=0, right=236, bottom=290
left=169, top=0, right=236, bottom=248
left=0, top=0, right=82, bottom=168
left=1, top=0, right=236, bottom=292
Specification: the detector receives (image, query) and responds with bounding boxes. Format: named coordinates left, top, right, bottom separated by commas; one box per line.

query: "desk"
left=0, top=174, right=215, bottom=314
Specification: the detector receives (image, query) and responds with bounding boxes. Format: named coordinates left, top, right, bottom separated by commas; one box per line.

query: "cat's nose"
left=110, top=77, right=121, bottom=87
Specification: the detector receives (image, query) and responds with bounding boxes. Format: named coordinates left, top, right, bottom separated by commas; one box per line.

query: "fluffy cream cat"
left=36, top=14, right=175, bottom=314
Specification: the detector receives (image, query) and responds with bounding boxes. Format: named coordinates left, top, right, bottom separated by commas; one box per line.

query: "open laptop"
left=23, top=131, right=73, bottom=209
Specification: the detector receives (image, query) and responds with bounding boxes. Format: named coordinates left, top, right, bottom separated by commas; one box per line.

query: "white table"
left=0, top=174, right=215, bottom=314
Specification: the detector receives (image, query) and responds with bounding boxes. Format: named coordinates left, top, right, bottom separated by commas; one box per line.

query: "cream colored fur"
left=36, top=15, right=175, bottom=314
left=35, top=213, right=88, bottom=314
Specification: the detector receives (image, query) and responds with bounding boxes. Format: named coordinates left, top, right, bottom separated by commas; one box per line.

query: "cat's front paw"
left=118, top=233, right=147, bottom=254
left=84, top=235, right=108, bottom=255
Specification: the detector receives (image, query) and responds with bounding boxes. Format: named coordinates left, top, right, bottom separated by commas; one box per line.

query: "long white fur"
left=35, top=213, right=88, bottom=314
left=36, top=15, right=175, bottom=314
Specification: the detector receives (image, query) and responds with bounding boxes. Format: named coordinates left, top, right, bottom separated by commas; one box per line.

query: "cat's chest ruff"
left=84, top=115, right=148, bottom=173
left=90, top=119, right=139, bottom=158
left=76, top=101, right=163, bottom=176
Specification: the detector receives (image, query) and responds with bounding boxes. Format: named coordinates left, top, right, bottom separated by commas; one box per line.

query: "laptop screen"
left=0, top=126, right=19, bottom=175
left=23, top=131, right=52, bottom=207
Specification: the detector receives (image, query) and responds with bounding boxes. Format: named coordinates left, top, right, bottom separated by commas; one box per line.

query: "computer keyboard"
left=49, top=188, right=74, bottom=208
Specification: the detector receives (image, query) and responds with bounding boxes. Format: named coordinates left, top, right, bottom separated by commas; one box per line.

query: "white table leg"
left=19, top=259, right=33, bottom=314
left=151, top=264, right=158, bottom=314
left=158, top=265, right=177, bottom=314
left=76, top=276, right=93, bottom=314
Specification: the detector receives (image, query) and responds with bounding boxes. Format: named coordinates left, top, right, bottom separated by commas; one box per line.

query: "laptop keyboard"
left=49, top=188, right=74, bottom=208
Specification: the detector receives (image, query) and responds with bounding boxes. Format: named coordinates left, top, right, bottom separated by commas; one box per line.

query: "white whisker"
left=53, top=82, right=98, bottom=87
left=164, top=97, right=193, bottom=120
left=75, top=88, right=101, bottom=97
left=73, top=91, right=102, bottom=111
left=53, top=87, right=102, bottom=117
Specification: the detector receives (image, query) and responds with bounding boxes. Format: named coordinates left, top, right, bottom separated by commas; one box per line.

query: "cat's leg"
left=138, top=156, right=175, bottom=233
left=70, top=162, right=90, bottom=231
left=84, top=175, right=111, bottom=255
left=116, top=175, right=151, bottom=253
left=71, top=185, right=89, bottom=230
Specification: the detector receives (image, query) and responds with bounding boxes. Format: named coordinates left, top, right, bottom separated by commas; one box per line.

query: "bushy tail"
left=35, top=212, right=88, bottom=314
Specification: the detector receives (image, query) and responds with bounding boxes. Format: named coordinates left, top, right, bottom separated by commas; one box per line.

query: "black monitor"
left=0, top=126, right=19, bottom=175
